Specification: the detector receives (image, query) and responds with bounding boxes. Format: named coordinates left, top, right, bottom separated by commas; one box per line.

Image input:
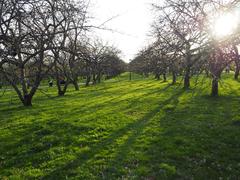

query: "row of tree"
left=130, top=0, right=240, bottom=96
left=0, top=0, right=126, bottom=106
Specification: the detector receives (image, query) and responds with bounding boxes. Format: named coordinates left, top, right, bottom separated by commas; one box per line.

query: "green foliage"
left=0, top=73, right=240, bottom=179
left=159, top=163, right=176, bottom=176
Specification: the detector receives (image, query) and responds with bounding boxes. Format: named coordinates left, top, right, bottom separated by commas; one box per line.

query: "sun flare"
left=212, top=13, right=238, bottom=38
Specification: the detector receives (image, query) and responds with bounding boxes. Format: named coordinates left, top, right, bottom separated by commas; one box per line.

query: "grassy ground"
left=0, top=73, right=240, bottom=179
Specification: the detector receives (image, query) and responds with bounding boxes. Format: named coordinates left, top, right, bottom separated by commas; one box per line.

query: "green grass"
left=0, top=73, right=240, bottom=179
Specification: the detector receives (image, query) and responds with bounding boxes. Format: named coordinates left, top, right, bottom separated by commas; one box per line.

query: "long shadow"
left=0, top=83, right=179, bottom=178
left=0, top=119, right=100, bottom=171
left=52, top=83, right=173, bottom=123
left=100, top=88, right=182, bottom=178
left=141, top=93, right=240, bottom=179
left=43, top=88, right=184, bottom=179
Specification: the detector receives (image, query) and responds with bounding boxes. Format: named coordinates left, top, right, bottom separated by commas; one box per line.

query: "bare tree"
left=233, top=43, right=240, bottom=80
left=50, top=0, right=89, bottom=96
left=152, top=0, right=207, bottom=89
left=152, top=0, right=240, bottom=95
left=0, top=0, right=89, bottom=105
left=0, top=0, right=57, bottom=106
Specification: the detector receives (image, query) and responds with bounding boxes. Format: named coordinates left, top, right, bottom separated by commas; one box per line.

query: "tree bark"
left=233, top=45, right=240, bottom=80
left=163, top=73, right=167, bottom=82
left=58, top=90, right=65, bottom=96
left=92, top=74, right=96, bottom=85
left=234, top=66, right=240, bottom=80
left=97, top=72, right=101, bottom=83
left=22, top=94, right=32, bottom=106
left=211, top=77, right=219, bottom=97
left=155, top=73, right=160, bottom=80
left=172, top=71, right=176, bottom=85
left=85, top=75, right=91, bottom=86
left=72, top=78, right=79, bottom=91
left=58, top=83, right=68, bottom=96
left=184, top=67, right=190, bottom=89
left=184, top=46, right=192, bottom=89
left=56, top=78, right=68, bottom=96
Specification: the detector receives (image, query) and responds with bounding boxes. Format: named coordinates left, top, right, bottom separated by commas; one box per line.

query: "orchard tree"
left=152, top=0, right=240, bottom=95
left=82, top=40, right=125, bottom=85
left=204, top=1, right=240, bottom=96
left=232, top=42, right=240, bottom=80
left=0, top=0, right=57, bottom=106
left=152, top=0, right=207, bottom=89
left=0, top=0, right=90, bottom=105
left=50, top=0, right=89, bottom=96
left=101, top=48, right=126, bottom=79
left=130, top=50, right=151, bottom=77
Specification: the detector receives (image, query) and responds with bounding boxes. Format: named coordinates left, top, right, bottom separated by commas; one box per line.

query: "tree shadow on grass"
left=141, top=93, right=240, bottom=179
left=99, top=90, right=182, bottom=179
left=0, top=119, right=104, bottom=173
left=41, top=88, right=184, bottom=179
left=50, top=83, right=174, bottom=124
left=0, top=83, right=181, bottom=179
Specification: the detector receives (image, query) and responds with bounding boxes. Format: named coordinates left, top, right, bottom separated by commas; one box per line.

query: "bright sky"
left=89, top=0, right=155, bottom=62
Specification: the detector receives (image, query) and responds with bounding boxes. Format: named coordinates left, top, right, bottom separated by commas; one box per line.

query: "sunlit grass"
left=0, top=73, right=240, bottom=179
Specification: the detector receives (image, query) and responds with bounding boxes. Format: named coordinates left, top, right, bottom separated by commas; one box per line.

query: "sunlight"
left=212, top=12, right=238, bottom=38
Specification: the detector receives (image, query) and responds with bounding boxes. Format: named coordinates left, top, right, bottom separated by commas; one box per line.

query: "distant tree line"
left=130, top=0, right=240, bottom=96
left=0, top=0, right=126, bottom=106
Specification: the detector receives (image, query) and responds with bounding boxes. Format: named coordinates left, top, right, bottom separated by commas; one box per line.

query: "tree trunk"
left=92, top=74, right=96, bottom=85
left=56, top=79, right=68, bottom=96
left=58, top=90, right=65, bottom=96
left=184, top=67, right=190, bottom=89
left=163, top=73, right=167, bottom=82
left=211, top=77, right=219, bottom=96
left=155, top=73, right=160, bottom=80
left=56, top=80, right=62, bottom=96
left=234, top=66, right=240, bottom=80
left=22, top=94, right=32, bottom=106
left=234, top=45, right=240, bottom=80
left=172, top=71, right=176, bottom=85
left=85, top=75, right=91, bottom=86
left=97, top=72, right=101, bottom=83
left=58, top=83, right=68, bottom=96
left=73, top=79, right=79, bottom=91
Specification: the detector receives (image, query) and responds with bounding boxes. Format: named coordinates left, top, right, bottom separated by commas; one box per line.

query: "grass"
left=0, top=72, right=240, bottom=179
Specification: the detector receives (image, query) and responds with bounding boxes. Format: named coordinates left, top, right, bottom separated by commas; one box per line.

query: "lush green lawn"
left=0, top=73, right=240, bottom=179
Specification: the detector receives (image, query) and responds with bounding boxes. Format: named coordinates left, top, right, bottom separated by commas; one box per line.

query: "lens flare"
left=212, top=13, right=238, bottom=38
